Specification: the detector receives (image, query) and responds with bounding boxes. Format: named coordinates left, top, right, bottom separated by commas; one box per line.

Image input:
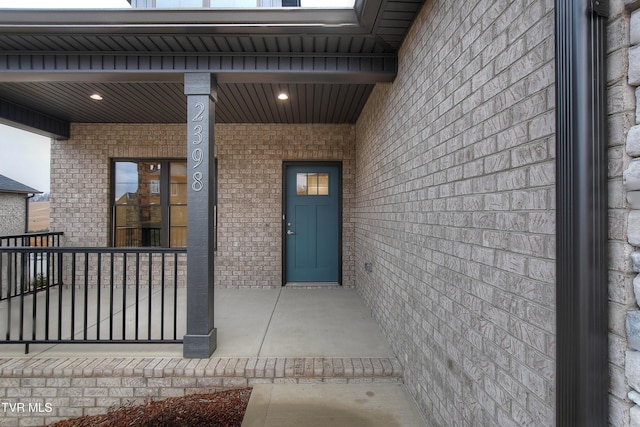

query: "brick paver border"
left=0, top=356, right=403, bottom=426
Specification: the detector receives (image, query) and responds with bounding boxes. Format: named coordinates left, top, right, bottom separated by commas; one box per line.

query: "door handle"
left=287, top=230, right=295, bottom=235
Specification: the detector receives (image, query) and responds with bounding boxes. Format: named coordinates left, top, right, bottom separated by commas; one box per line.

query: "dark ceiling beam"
left=0, top=97, right=69, bottom=139
left=0, top=52, right=397, bottom=84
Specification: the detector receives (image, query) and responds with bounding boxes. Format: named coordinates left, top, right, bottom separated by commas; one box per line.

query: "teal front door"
left=284, top=164, right=340, bottom=284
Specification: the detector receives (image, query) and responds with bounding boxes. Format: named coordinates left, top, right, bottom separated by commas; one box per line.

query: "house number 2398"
left=191, top=102, right=205, bottom=192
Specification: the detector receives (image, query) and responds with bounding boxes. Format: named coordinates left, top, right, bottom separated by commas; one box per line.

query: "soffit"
left=0, top=34, right=390, bottom=54
left=0, top=0, right=424, bottom=133
left=0, top=81, right=373, bottom=123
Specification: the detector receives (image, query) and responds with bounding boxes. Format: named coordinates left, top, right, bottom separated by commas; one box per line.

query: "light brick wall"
left=0, top=356, right=400, bottom=426
left=0, top=193, right=26, bottom=235
left=216, top=124, right=356, bottom=287
left=355, top=1, right=556, bottom=425
left=51, top=123, right=355, bottom=288
left=51, top=124, right=185, bottom=248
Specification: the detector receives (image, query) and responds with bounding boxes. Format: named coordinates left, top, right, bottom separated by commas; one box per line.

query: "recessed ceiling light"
left=90, top=94, right=103, bottom=101
left=277, top=93, right=289, bottom=101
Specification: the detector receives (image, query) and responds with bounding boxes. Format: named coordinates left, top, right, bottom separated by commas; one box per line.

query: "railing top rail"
left=0, top=231, right=64, bottom=239
left=0, top=246, right=186, bottom=254
left=0, top=235, right=185, bottom=351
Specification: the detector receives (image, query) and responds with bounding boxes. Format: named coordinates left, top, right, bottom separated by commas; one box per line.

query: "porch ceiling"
left=0, top=0, right=425, bottom=137
left=0, top=81, right=374, bottom=123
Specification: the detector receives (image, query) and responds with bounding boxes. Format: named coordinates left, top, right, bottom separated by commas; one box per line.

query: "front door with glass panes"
left=284, top=163, right=341, bottom=284
left=112, top=160, right=187, bottom=247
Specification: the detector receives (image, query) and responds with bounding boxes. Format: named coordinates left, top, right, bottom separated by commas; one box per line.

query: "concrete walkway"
left=242, top=383, right=427, bottom=427
left=0, top=287, right=427, bottom=426
left=215, top=288, right=395, bottom=358
left=220, top=288, right=427, bottom=426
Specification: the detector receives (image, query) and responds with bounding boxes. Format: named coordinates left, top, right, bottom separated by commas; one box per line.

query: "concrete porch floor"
left=0, top=287, right=427, bottom=426
left=0, top=287, right=394, bottom=358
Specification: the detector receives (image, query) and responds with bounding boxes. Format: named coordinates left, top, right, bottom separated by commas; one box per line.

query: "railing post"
left=183, top=72, right=217, bottom=358
left=0, top=247, right=185, bottom=349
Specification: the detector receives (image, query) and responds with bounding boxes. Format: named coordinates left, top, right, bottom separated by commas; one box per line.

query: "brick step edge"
left=0, top=357, right=403, bottom=379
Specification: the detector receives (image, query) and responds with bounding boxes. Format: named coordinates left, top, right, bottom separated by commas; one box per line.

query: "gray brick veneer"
left=0, top=357, right=400, bottom=426
left=354, top=1, right=556, bottom=425
left=50, top=123, right=356, bottom=288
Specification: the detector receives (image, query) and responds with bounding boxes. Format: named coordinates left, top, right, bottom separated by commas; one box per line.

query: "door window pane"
left=296, top=173, right=329, bottom=196
left=318, top=173, right=329, bottom=195
left=308, top=174, right=319, bottom=195
left=297, top=173, right=308, bottom=195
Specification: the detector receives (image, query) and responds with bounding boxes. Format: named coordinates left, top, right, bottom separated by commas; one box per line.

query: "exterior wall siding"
left=50, top=123, right=355, bottom=288
left=0, top=193, right=26, bottom=235
left=354, top=0, right=556, bottom=425
left=50, top=124, right=185, bottom=248
left=216, top=124, right=356, bottom=288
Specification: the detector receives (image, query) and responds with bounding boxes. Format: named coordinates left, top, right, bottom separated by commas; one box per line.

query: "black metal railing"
left=0, top=232, right=64, bottom=302
left=0, top=246, right=186, bottom=353
left=0, top=231, right=63, bottom=249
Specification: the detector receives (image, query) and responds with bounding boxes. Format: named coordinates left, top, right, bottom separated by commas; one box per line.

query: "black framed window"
left=112, top=159, right=187, bottom=247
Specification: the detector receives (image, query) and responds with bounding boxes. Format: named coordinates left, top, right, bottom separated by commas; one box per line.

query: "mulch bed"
left=48, top=387, right=252, bottom=427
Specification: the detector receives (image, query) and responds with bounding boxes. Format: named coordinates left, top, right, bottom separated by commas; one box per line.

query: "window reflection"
left=296, top=173, right=329, bottom=196
left=113, top=160, right=187, bottom=247
left=169, top=161, right=188, bottom=247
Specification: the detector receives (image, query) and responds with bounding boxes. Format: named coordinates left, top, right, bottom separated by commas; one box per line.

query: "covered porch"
left=0, top=234, right=392, bottom=358
left=0, top=233, right=421, bottom=425
left=0, top=286, right=394, bottom=360
left=0, top=282, right=422, bottom=425
left=0, top=0, right=615, bottom=424
left=0, top=0, right=422, bottom=359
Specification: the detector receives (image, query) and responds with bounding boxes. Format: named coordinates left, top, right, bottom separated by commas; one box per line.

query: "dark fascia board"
left=0, top=7, right=368, bottom=35
left=0, top=97, right=70, bottom=140
left=0, top=1, right=394, bottom=82
left=0, top=51, right=397, bottom=84
left=0, top=187, right=42, bottom=195
left=0, top=70, right=395, bottom=85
